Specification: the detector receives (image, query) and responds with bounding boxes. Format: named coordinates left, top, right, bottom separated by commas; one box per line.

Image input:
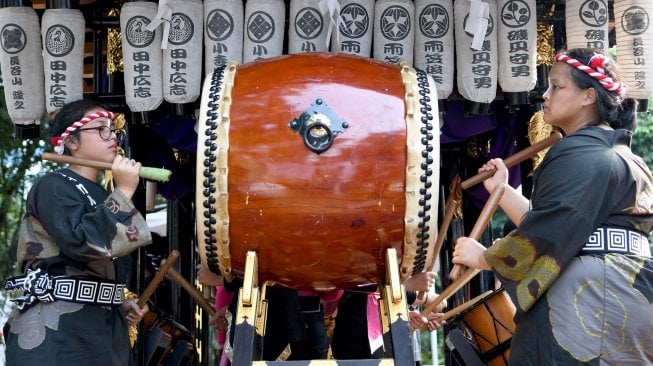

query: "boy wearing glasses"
left=4, top=99, right=152, bottom=365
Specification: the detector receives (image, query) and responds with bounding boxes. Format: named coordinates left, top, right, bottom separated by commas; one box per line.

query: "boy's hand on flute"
left=112, top=155, right=141, bottom=199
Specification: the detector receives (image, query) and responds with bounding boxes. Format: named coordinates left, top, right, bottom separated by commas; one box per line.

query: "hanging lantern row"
left=2, top=1, right=651, bottom=138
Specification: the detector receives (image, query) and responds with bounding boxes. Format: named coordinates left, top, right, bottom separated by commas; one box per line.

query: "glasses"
left=76, top=125, right=119, bottom=141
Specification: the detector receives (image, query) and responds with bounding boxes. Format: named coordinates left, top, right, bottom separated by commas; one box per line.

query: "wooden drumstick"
left=416, top=190, right=460, bottom=301
left=42, top=152, right=172, bottom=182
left=439, top=290, right=494, bottom=322
left=137, top=250, right=179, bottom=309
left=460, top=131, right=562, bottom=190
left=449, top=183, right=506, bottom=279
left=166, top=267, right=216, bottom=317
left=423, top=132, right=562, bottom=275
left=420, top=184, right=505, bottom=317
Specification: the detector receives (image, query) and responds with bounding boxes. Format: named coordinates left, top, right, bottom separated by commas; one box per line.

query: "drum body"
left=196, top=53, right=439, bottom=290
left=451, top=288, right=516, bottom=366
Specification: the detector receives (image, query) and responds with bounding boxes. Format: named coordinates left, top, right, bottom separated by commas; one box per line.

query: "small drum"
left=448, top=288, right=516, bottom=366
left=196, top=53, right=439, bottom=290
left=143, top=309, right=193, bottom=365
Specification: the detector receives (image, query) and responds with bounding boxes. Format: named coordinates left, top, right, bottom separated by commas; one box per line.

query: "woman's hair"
left=563, top=48, right=638, bottom=132
left=50, top=99, right=108, bottom=155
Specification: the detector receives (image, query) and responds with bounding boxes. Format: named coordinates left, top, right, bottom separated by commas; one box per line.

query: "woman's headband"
left=554, top=52, right=627, bottom=97
left=50, top=110, right=116, bottom=155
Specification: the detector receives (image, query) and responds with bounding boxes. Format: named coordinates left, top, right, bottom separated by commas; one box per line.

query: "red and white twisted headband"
left=51, top=111, right=116, bottom=155
left=555, top=52, right=627, bottom=97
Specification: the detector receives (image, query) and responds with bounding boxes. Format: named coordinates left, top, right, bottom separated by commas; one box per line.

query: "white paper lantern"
left=497, top=0, right=536, bottom=106
left=160, top=0, right=203, bottom=104
left=0, top=6, right=45, bottom=138
left=120, top=2, right=163, bottom=112
left=288, top=0, right=331, bottom=53
left=243, top=0, right=286, bottom=63
left=455, top=0, right=498, bottom=113
left=204, top=0, right=244, bottom=73
left=373, top=0, right=415, bottom=65
left=615, top=0, right=653, bottom=108
left=41, top=8, right=85, bottom=114
left=414, top=0, right=454, bottom=100
left=565, top=0, right=609, bottom=53
left=331, top=0, right=374, bottom=57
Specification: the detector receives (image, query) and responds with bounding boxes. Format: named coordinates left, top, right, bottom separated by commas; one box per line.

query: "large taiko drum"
left=196, top=53, right=439, bottom=290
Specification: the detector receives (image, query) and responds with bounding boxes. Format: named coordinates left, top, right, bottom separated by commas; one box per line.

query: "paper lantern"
left=565, top=0, right=609, bottom=53
left=331, top=0, right=374, bottom=57
left=497, top=0, right=537, bottom=107
left=204, top=0, right=244, bottom=73
left=373, top=0, right=415, bottom=65
left=288, top=0, right=331, bottom=53
left=243, top=0, right=286, bottom=63
left=159, top=0, right=203, bottom=104
left=615, top=0, right=653, bottom=111
left=120, top=1, right=163, bottom=112
left=0, top=6, right=45, bottom=138
left=454, top=0, right=498, bottom=115
left=414, top=0, right=454, bottom=100
left=41, top=8, right=85, bottom=114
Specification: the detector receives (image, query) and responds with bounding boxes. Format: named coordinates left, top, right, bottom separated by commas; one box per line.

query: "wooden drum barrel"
left=196, top=53, right=439, bottom=291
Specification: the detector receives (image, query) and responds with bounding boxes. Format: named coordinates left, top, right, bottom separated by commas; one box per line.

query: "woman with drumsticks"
left=3, top=99, right=152, bottom=365
left=452, top=48, right=653, bottom=365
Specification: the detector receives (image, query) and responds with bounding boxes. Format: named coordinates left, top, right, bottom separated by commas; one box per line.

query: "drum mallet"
left=136, top=250, right=180, bottom=310
left=166, top=267, right=216, bottom=317
left=439, top=290, right=494, bottom=322
left=42, top=152, right=172, bottom=183
left=459, top=131, right=562, bottom=190
left=420, top=184, right=505, bottom=318
left=424, top=131, right=562, bottom=276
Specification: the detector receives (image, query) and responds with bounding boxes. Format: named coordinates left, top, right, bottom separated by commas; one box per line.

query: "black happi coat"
left=5, top=168, right=151, bottom=366
left=486, top=127, right=653, bottom=365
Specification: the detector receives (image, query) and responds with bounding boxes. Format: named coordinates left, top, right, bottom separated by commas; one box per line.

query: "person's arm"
left=31, top=172, right=151, bottom=261
left=403, top=271, right=436, bottom=293
left=479, top=158, right=529, bottom=225
left=497, top=184, right=530, bottom=226
left=197, top=263, right=224, bottom=287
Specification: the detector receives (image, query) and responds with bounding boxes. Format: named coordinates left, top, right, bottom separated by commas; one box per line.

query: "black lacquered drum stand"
left=231, top=248, right=415, bottom=365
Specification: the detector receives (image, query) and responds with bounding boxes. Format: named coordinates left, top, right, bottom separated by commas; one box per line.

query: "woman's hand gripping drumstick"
left=449, top=182, right=506, bottom=279
left=420, top=184, right=506, bottom=318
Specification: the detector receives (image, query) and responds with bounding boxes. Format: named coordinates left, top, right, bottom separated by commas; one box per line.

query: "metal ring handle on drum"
left=302, top=120, right=334, bottom=154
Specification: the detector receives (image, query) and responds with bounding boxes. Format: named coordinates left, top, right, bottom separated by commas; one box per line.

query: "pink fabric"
left=321, top=289, right=344, bottom=317
left=214, top=286, right=233, bottom=345
left=215, top=286, right=233, bottom=309
left=219, top=350, right=230, bottom=366
left=366, top=292, right=383, bottom=353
